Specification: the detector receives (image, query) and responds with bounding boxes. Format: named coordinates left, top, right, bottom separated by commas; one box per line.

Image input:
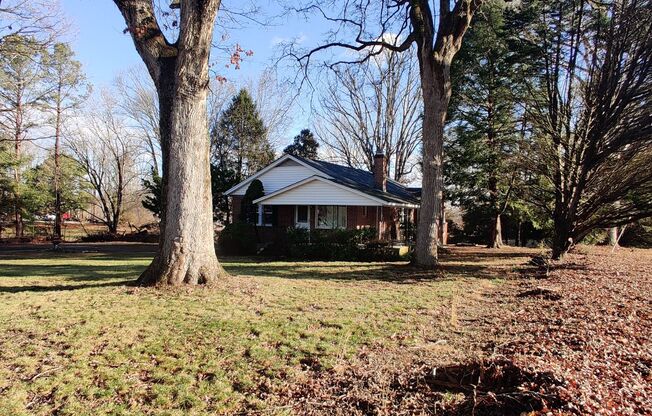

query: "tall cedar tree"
left=212, top=89, right=274, bottom=182
left=283, top=129, right=319, bottom=159
left=290, top=0, right=487, bottom=266
left=447, top=1, right=540, bottom=247
left=526, top=0, right=652, bottom=259
left=114, top=0, right=227, bottom=285
left=210, top=89, right=274, bottom=224
left=43, top=43, right=90, bottom=240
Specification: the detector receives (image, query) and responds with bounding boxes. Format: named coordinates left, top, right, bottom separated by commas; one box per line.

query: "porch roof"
left=253, top=175, right=419, bottom=208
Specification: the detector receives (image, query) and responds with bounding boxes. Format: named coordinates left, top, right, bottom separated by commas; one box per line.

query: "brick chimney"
left=373, top=153, right=387, bottom=192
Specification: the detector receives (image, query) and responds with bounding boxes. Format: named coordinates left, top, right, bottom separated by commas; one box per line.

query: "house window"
left=296, top=205, right=309, bottom=224
left=316, top=205, right=347, bottom=229
left=258, top=205, right=275, bottom=226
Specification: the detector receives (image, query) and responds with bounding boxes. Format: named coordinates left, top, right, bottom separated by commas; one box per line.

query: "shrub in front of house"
left=218, top=222, right=258, bottom=255
left=285, top=227, right=379, bottom=260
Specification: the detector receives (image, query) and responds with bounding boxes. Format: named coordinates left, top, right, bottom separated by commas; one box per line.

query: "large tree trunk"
left=489, top=214, right=503, bottom=248
left=551, top=216, right=572, bottom=260
left=414, top=59, right=447, bottom=267
left=411, top=0, right=480, bottom=267
left=608, top=226, right=618, bottom=246
left=138, top=81, right=224, bottom=285
left=120, top=0, right=226, bottom=285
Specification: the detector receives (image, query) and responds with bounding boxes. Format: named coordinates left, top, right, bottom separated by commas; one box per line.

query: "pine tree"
left=283, top=129, right=319, bottom=159
left=0, top=35, right=48, bottom=237
left=213, top=88, right=274, bottom=183
left=210, top=89, right=274, bottom=224
left=43, top=42, right=90, bottom=240
left=142, top=167, right=162, bottom=218
left=447, top=1, right=540, bottom=247
left=23, top=153, right=91, bottom=228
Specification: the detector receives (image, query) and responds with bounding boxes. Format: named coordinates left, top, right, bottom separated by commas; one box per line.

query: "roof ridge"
left=297, top=155, right=413, bottom=190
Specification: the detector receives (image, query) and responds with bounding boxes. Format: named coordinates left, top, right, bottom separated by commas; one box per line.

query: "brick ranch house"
left=224, top=153, right=421, bottom=243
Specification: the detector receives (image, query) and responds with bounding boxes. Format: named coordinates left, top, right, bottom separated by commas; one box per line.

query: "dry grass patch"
left=0, top=247, right=538, bottom=415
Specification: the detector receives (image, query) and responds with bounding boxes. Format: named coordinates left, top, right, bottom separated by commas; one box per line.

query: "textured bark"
left=412, top=0, right=480, bottom=267
left=13, top=92, right=24, bottom=238
left=608, top=227, right=618, bottom=246
left=490, top=214, right=503, bottom=248
left=115, top=0, right=226, bottom=285
left=551, top=217, right=572, bottom=260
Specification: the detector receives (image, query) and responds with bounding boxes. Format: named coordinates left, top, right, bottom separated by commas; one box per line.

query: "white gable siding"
left=259, top=179, right=381, bottom=206
left=231, top=165, right=316, bottom=196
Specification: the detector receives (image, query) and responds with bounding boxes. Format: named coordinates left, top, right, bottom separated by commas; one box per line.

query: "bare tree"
left=114, top=67, right=161, bottom=176
left=66, top=91, right=139, bottom=234
left=526, top=0, right=652, bottom=259
left=113, top=0, right=227, bottom=285
left=285, top=0, right=486, bottom=266
left=247, top=68, right=295, bottom=148
left=0, top=0, right=65, bottom=49
left=317, top=49, right=422, bottom=182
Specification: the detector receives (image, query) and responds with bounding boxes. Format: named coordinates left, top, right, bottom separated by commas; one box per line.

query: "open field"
left=0, top=245, right=650, bottom=415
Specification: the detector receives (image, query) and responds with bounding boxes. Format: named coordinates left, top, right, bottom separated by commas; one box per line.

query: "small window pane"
left=262, top=206, right=274, bottom=225
left=337, top=206, right=347, bottom=229
left=297, top=205, right=308, bottom=222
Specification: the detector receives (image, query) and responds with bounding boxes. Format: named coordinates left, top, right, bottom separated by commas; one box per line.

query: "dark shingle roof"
left=293, top=155, right=421, bottom=205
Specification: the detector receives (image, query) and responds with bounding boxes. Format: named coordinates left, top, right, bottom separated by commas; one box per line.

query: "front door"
left=295, top=205, right=309, bottom=229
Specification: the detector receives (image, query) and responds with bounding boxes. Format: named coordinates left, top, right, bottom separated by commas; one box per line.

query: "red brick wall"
left=230, top=203, right=404, bottom=242
left=277, top=206, right=294, bottom=227
left=231, top=195, right=243, bottom=222
left=346, top=206, right=379, bottom=230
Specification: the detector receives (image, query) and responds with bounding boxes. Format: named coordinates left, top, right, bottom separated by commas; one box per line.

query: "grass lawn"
left=0, top=246, right=539, bottom=415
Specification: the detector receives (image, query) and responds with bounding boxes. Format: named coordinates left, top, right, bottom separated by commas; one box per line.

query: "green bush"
left=285, top=227, right=378, bottom=260
left=620, top=219, right=652, bottom=248
left=218, top=222, right=258, bottom=255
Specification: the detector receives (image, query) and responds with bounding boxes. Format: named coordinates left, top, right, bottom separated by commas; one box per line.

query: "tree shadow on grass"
left=0, top=279, right=134, bottom=293
left=0, top=264, right=145, bottom=281
left=224, top=262, right=504, bottom=284
left=0, top=258, right=144, bottom=293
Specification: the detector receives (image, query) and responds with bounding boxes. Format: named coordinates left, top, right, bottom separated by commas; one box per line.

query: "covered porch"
left=245, top=175, right=418, bottom=244
left=250, top=204, right=417, bottom=244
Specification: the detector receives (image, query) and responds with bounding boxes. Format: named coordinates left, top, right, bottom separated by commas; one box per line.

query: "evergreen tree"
left=43, top=42, right=90, bottom=240
left=240, top=179, right=264, bottom=224
left=210, top=162, right=236, bottom=223
left=0, top=144, right=18, bottom=238
left=210, top=88, right=274, bottom=223
left=212, top=88, right=274, bottom=182
left=0, top=35, right=48, bottom=236
left=142, top=167, right=162, bottom=218
left=446, top=1, right=541, bottom=247
left=23, top=153, right=91, bottom=230
left=283, top=129, right=319, bottom=159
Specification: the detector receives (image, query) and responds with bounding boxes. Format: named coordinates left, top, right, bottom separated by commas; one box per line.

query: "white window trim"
left=258, top=205, right=274, bottom=227
left=295, top=205, right=310, bottom=228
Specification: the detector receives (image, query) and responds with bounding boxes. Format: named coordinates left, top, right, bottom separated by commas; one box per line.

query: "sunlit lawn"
left=0, top=248, right=534, bottom=415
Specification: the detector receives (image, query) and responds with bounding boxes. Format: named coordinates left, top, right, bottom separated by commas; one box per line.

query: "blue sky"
left=60, top=0, right=318, bottom=141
